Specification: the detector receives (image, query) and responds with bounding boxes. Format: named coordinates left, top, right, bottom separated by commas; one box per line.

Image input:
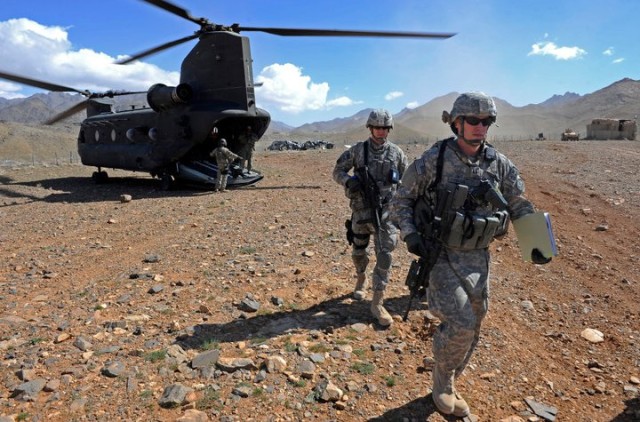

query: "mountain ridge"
left=1, top=78, right=639, bottom=144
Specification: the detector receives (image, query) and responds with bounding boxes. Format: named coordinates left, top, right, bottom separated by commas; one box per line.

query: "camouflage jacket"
left=391, top=138, right=535, bottom=240
left=333, top=139, right=408, bottom=211
left=210, top=147, right=241, bottom=169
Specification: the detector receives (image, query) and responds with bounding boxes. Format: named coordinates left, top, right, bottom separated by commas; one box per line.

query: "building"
left=586, top=118, right=637, bottom=140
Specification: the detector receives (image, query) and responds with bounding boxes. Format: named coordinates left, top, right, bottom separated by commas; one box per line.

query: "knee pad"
left=353, top=233, right=369, bottom=250
left=377, top=251, right=392, bottom=270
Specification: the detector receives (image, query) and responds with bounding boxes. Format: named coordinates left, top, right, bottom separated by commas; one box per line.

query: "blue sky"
left=0, top=0, right=637, bottom=127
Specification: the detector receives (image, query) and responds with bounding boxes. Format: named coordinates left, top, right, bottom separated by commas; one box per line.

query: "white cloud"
left=255, top=63, right=356, bottom=114
left=0, top=18, right=178, bottom=95
left=0, top=80, right=26, bottom=99
left=385, top=91, right=403, bottom=101
left=603, top=47, right=614, bottom=56
left=612, top=58, right=624, bottom=64
left=405, top=101, right=420, bottom=109
left=528, top=41, right=586, bottom=60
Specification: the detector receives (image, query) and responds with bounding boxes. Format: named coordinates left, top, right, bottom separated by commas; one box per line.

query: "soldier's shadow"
left=176, top=293, right=429, bottom=351
left=611, top=397, right=640, bottom=421
left=367, top=394, right=463, bottom=421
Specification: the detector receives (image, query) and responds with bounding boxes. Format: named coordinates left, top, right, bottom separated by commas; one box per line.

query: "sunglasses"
left=371, top=126, right=391, bottom=130
left=464, top=116, right=495, bottom=127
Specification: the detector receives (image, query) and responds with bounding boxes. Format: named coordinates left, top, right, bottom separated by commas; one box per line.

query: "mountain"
left=266, top=78, right=639, bottom=141
left=1, top=78, right=639, bottom=143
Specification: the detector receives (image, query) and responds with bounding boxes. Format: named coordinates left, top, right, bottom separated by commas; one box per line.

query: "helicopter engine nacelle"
left=146, top=83, right=193, bottom=112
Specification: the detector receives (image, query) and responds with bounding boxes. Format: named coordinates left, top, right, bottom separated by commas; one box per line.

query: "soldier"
left=333, top=109, right=408, bottom=326
left=238, top=125, right=259, bottom=172
left=210, top=138, right=241, bottom=192
left=391, top=92, right=552, bottom=417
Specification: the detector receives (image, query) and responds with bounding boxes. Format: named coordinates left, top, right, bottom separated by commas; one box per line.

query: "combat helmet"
left=219, top=138, right=227, bottom=147
left=366, top=109, right=394, bottom=129
left=442, top=92, right=497, bottom=135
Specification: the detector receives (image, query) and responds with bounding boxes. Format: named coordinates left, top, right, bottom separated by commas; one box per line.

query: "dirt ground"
left=0, top=140, right=639, bottom=422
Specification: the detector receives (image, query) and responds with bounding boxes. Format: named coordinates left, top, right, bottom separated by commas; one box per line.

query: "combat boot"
left=353, top=272, right=367, bottom=301
left=432, top=364, right=470, bottom=417
left=371, top=290, right=393, bottom=326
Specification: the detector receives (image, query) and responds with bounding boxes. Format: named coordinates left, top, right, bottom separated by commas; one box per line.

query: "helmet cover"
left=442, top=92, right=497, bottom=124
left=366, top=109, right=394, bottom=129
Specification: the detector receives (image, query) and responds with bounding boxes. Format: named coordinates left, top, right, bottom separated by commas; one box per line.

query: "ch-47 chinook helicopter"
left=0, top=0, right=455, bottom=190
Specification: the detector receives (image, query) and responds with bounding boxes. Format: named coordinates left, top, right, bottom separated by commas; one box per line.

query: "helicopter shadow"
left=177, top=292, right=429, bottom=351
left=3, top=175, right=209, bottom=205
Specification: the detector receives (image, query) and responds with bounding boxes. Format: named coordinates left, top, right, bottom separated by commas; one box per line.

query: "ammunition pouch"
left=442, top=210, right=509, bottom=250
left=417, top=183, right=511, bottom=251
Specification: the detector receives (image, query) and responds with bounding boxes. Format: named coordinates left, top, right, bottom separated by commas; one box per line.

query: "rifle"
left=354, top=166, right=382, bottom=234
left=403, top=185, right=469, bottom=320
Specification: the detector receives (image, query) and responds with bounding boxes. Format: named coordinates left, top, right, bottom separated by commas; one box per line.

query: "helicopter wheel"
left=92, top=170, right=109, bottom=184
left=160, top=174, right=174, bottom=191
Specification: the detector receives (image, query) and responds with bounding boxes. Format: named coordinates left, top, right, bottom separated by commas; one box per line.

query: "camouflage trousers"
left=427, top=248, right=490, bottom=376
left=215, top=171, right=228, bottom=191
left=350, top=206, right=398, bottom=291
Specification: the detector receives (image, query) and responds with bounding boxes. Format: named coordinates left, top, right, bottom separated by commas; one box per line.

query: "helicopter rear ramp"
left=177, top=160, right=263, bottom=188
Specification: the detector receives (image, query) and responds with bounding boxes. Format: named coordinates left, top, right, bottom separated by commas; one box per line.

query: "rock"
left=12, top=378, right=46, bottom=401
left=159, top=383, right=193, bottom=408
left=216, top=357, right=256, bottom=372
left=238, top=297, right=260, bottom=312
left=315, top=379, right=343, bottom=402
left=520, top=300, right=535, bottom=311
left=265, top=356, right=287, bottom=373
left=297, top=359, right=316, bottom=379
left=73, top=336, right=92, bottom=351
left=191, top=349, right=221, bottom=369
left=176, top=409, right=210, bottom=422
left=581, top=328, right=604, bottom=343
left=101, top=361, right=126, bottom=377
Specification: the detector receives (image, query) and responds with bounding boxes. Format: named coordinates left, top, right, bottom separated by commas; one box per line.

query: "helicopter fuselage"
left=77, top=31, right=270, bottom=187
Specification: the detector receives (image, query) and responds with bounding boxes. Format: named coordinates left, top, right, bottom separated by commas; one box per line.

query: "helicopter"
left=0, top=0, right=455, bottom=190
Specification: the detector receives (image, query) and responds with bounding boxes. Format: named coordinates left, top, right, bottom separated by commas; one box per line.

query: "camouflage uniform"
left=391, top=91, right=543, bottom=417
left=333, top=139, right=408, bottom=301
left=393, top=137, right=534, bottom=365
left=238, top=128, right=258, bottom=172
left=210, top=146, right=241, bottom=191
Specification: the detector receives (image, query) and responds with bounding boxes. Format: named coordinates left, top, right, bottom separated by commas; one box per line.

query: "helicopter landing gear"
left=92, top=170, right=109, bottom=184
left=160, top=173, right=174, bottom=191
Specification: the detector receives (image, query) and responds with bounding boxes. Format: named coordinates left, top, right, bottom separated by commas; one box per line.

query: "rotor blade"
left=0, top=71, right=90, bottom=95
left=45, top=101, right=89, bottom=125
left=98, top=90, right=148, bottom=98
left=141, top=0, right=207, bottom=26
left=237, top=27, right=456, bottom=39
left=116, top=34, right=199, bottom=64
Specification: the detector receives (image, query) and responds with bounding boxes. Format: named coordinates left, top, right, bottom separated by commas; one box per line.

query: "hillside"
left=0, top=140, right=638, bottom=421
left=0, top=77, right=638, bottom=162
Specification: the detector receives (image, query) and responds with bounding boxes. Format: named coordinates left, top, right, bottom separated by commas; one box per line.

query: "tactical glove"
left=531, top=248, right=552, bottom=265
left=345, top=176, right=362, bottom=193
left=405, top=232, right=427, bottom=257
